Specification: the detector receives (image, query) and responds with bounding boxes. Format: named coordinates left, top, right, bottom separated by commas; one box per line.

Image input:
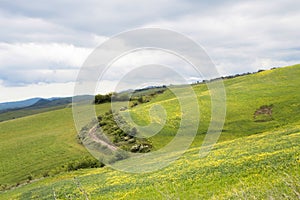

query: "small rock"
left=128, top=138, right=136, bottom=143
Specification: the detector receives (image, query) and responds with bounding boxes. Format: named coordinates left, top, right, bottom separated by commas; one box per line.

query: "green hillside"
left=1, top=64, right=300, bottom=199
left=0, top=103, right=111, bottom=188
left=127, top=64, right=300, bottom=150
left=1, top=124, right=299, bottom=199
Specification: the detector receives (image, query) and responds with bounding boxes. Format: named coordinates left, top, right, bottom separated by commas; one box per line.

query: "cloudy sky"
left=0, top=0, right=300, bottom=102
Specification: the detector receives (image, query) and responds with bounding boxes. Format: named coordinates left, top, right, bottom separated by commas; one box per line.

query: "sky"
left=0, top=0, right=300, bottom=102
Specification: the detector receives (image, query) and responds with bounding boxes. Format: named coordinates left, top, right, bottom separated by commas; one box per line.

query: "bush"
left=66, top=157, right=104, bottom=171
left=129, top=127, right=137, bottom=136
left=94, top=94, right=112, bottom=104
left=107, top=150, right=129, bottom=164
left=27, top=175, right=33, bottom=181
left=131, top=102, right=138, bottom=108
left=138, top=96, right=144, bottom=103
left=42, top=171, right=49, bottom=177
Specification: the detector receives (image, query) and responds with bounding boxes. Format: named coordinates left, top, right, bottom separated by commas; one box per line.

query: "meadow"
left=129, top=64, right=300, bottom=149
left=1, top=124, right=299, bottom=199
left=0, top=103, right=111, bottom=188
left=0, top=64, right=300, bottom=199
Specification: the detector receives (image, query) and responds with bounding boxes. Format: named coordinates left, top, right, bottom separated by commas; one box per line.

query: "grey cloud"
left=0, top=0, right=300, bottom=88
left=0, top=68, right=78, bottom=86
left=0, top=0, right=237, bottom=39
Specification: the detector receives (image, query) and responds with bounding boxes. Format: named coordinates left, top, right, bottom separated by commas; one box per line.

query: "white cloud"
left=0, top=42, right=91, bottom=68
left=0, top=42, right=93, bottom=85
left=144, top=0, right=300, bottom=74
left=103, top=49, right=197, bottom=81
left=0, top=0, right=300, bottom=102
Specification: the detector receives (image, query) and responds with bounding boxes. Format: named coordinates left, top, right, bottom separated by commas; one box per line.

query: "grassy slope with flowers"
left=1, top=124, right=299, bottom=199
left=1, top=64, right=300, bottom=199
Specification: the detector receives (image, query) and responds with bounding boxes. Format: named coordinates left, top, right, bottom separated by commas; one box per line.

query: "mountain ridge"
left=0, top=98, right=42, bottom=111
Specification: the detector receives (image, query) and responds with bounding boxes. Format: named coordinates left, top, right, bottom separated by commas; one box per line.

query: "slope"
left=128, top=64, right=300, bottom=149
left=1, top=123, right=299, bottom=199
left=0, top=64, right=299, bottom=198
left=0, top=103, right=111, bottom=187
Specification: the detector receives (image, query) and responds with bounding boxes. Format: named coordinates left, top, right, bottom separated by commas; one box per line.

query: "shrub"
left=138, top=96, right=144, bottom=103
left=42, top=171, right=49, bottom=177
left=27, top=175, right=33, bottom=181
left=66, top=157, right=104, bottom=171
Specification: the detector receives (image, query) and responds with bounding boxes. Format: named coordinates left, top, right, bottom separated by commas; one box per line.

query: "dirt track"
left=88, top=125, right=117, bottom=151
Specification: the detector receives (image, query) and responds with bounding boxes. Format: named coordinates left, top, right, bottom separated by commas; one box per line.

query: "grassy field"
left=128, top=64, right=300, bottom=149
left=0, top=64, right=300, bottom=199
left=0, top=105, right=68, bottom=122
left=0, top=103, right=111, bottom=188
left=1, top=124, right=299, bottom=199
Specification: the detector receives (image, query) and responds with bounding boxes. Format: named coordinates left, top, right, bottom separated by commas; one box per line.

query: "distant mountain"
left=26, top=97, right=72, bottom=109
left=0, top=95, right=94, bottom=122
left=0, top=97, right=73, bottom=114
left=0, top=98, right=42, bottom=111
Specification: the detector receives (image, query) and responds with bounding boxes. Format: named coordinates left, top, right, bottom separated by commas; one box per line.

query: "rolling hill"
left=0, top=64, right=299, bottom=199
left=0, top=98, right=41, bottom=111
left=0, top=96, right=93, bottom=122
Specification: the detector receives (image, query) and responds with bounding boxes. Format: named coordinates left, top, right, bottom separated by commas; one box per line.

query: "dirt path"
left=88, top=125, right=117, bottom=151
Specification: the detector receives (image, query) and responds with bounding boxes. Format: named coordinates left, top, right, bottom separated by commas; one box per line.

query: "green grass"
left=0, top=103, right=111, bottom=187
left=0, top=64, right=300, bottom=198
left=1, top=124, right=299, bottom=199
left=128, top=64, right=300, bottom=149
left=0, top=105, right=69, bottom=122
